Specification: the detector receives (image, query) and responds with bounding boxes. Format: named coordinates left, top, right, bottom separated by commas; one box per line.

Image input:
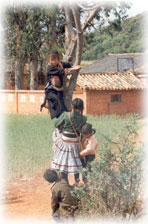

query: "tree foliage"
left=82, top=13, right=146, bottom=60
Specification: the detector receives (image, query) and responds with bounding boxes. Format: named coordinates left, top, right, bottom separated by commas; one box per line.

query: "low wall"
left=0, top=89, right=145, bottom=116
left=0, top=90, right=85, bottom=115
left=0, top=90, right=48, bottom=114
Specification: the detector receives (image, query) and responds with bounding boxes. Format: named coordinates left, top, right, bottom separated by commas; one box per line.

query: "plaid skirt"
left=51, top=136, right=82, bottom=174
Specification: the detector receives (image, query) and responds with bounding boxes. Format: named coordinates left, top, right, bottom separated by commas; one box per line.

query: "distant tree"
left=82, top=13, right=145, bottom=61
left=4, top=5, right=61, bottom=89
left=25, top=7, right=44, bottom=90
left=4, top=6, right=28, bottom=89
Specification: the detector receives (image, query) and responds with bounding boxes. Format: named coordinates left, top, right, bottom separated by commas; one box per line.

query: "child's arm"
left=54, top=112, right=65, bottom=129
left=80, top=138, right=98, bottom=157
left=52, top=86, right=63, bottom=91
left=47, top=65, right=65, bottom=77
left=51, top=190, right=59, bottom=214
left=64, top=65, right=81, bottom=75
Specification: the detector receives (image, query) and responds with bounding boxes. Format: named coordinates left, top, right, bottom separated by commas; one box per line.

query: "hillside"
left=82, top=13, right=147, bottom=60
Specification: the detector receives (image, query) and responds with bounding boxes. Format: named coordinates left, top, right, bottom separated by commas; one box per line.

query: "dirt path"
left=2, top=172, right=75, bottom=220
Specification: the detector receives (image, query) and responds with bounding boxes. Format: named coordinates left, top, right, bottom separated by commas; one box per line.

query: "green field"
left=5, top=113, right=142, bottom=180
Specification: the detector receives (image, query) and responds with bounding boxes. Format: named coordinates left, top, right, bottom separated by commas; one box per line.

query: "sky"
left=127, top=0, right=148, bottom=17
left=0, top=0, right=147, bottom=35
left=0, top=0, right=147, bottom=29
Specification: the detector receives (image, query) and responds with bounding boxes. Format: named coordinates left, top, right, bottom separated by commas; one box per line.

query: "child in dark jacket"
left=43, top=169, right=79, bottom=220
left=40, top=50, right=81, bottom=119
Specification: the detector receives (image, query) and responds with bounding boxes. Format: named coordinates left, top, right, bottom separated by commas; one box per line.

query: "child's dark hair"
left=49, top=50, right=60, bottom=60
left=72, top=98, right=84, bottom=131
left=81, top=123, right=96, bottom=135
left=43, top=169, right=58, bottom=183
left=72, top=98, right=84, bottom=112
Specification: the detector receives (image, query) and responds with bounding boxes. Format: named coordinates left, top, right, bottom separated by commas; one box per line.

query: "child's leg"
left=57, top=171, right=69, bottom=183
left=57, top=91, right=68, bottom=112
left=74, top=157, right=86, bottom=183
left=85, top=155, right=95, bottom=172
left=82, top=155, right=95, bottom=184
left=74, top=173, right=80, bottom=183
left=52, top=210, right=61, bottom=222
left=61, top=172, right=68, bottom=182
left=80, top=158, right=86, bottom=168
left=80, top=157, right=87, bottom=183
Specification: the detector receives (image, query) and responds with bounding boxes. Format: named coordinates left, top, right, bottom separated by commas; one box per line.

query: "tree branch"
left=63, top=6, right=100, bottom=62
left=82, top=7, right=100, bottom=32
left=72, top=5, right=83, bottom=65
left=77, top=3, right=100, bottom=11
left=64, top=6, right=75, bottom=38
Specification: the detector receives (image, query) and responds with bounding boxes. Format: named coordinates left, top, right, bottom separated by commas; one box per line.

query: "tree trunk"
left=15, top=58, right=25, bottom=90
left=30, top=58, right=38, bottom=90
left=63, top=5, right=100, bottom=110
left=64, top=6, right=75, bottom=53
left=64, top=25, right=71, bottom=49
left=63, top=5, right=83, bottom=110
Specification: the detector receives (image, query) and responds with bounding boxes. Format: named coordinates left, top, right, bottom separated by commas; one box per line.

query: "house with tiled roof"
left=80, top=53, right=145, bottom=73
left=72, top=53, right=147, bottom=115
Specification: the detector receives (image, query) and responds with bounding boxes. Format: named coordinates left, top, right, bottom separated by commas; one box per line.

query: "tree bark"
left=30, top=58, right=38, bottom=90
left=63, top=6, right=76, bottom=62
left=14, top=12, right=27, bottom=90
left=64, top=6, right=75, bottom=50
left=72, top=6, right=83, bottom=65
left=15, top=58, right=25, bottom=90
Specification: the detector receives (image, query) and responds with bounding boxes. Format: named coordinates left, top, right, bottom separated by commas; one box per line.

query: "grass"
left=5, top=114, right=55, bottom=180
left=5, top=113, right=142, bottom=180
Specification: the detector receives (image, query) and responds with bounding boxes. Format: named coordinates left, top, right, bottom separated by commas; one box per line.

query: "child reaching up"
left=80, top=123, right=98, bottom=180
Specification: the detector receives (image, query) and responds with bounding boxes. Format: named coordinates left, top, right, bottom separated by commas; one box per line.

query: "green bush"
left=73, top=114, right=144, bottom=219
left=82, top=13, right=146, bottom=60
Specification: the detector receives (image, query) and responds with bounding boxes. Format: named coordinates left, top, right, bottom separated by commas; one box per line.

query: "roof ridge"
left=76, top=72, right=147, bottom=90
left=108, top=53, right=144, bottom=56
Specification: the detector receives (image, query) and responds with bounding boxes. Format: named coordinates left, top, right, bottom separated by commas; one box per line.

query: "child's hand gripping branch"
left=64, top=65, right=81, bottom=75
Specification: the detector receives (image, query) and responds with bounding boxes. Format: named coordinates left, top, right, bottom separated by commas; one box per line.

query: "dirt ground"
left=2, top=172, right=75, bottom=221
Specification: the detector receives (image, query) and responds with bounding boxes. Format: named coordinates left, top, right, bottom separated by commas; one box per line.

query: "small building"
left=73, top=71, right=147, bottom=115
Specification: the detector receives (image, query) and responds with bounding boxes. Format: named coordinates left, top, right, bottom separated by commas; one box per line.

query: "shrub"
left=73, top=114, right=144, bottom=219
